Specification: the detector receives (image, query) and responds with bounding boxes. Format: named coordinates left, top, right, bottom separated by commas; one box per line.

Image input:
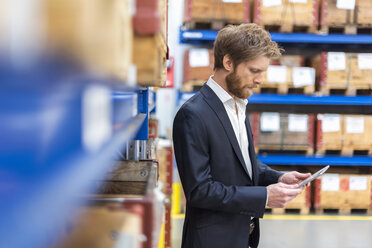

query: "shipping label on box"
left=222, top=0, right=242, bottom=2
left=321, top=174, right=340, bottom=191
left=189, top=49, right=210, bottom=68
left=263, top=0, right=282, bottom=7
left=358, top=54, right=372, bottom=70
left=266, top=65, right=287, bottom=83
left=289, top=0, right=307, bottom=3
left=337, top=0, right=355, bottom=10
left=328, top=52, right=346, bottom=71
left=349, top=176, right=368, bottom=191
left=260, top=112, right=280, bottom=132
left=288, top=114, right=308, bottom=132
left=321, top=114, right=341, bottom=133
left=346, top=117, right=364, bottom=134
left=292, top=67, right=315, bottom=87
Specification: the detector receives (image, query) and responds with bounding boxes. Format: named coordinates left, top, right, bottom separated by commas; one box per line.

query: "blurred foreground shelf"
left=0, top=59, right=149, bottom=248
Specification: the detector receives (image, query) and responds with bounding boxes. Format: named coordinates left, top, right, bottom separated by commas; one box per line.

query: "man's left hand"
left=279, top=171, right=311, bottom=186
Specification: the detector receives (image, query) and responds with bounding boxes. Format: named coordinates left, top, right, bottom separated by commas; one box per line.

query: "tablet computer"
left=298, top=165, right=330, bottom=187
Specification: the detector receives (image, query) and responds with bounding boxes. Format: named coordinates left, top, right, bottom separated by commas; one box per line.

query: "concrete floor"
left=171, top=215, right=372, bottom=248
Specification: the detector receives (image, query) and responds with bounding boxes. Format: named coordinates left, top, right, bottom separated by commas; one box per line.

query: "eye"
left=250, top=69, right=260, bottom=74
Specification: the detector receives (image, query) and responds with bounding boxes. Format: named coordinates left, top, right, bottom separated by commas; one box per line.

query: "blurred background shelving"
left=2, top=0, right=372, bottom=248
left=168, top=1, right=372, bottom=238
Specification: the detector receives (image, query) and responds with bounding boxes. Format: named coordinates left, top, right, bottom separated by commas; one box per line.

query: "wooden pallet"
left=268, top=207, right=310, bottom=215
left=256, top=84, right=314, bottom=95
left=316, top=148, right=343, bottom=156
left=181, top=80, right=205, bottom=92
left=320, top=25, right=372, bottom=35
left=315, top=208, right=372, bottom=215
left=341, top=147, right=372, bottom=156
left=93, top=160, right=158, bottom=195
left=184, top=0, right=250, bottom=30
left=320, top=84, right=371, bottom=96
left=254, top=0, right=319, bottom=34
left=183, top=20, right=243, bottom=30
left=264, top=24, right=317, bottom=33
left=320, top=0, right=372, bottom=33
left=257, top=145, right=314, bottom=156
left=314, top=174, right=372, bottom=215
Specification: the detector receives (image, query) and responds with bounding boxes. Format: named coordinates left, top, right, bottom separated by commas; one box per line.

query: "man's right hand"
left=266, top=183, right=303, bottom=208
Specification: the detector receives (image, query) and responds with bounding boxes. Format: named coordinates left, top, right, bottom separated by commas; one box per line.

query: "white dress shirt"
left=206, top=76, right=253, bottom=179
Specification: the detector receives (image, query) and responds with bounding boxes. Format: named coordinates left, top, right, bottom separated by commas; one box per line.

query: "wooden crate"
left=88, top=160, right=164, bottom=248
left=312, top=52, right=371, bottom=95
left=312, top=52, right=348, bottom=91
left=133, top=33, right=167, bottom=87
left=45, top=0, right=132, bottom=81
left=321, top=0, right=372, bottom=34
left=316, top=114, right=344, bottom=155
left=251, top=112, right=314, bottom=155
left=257, top=66, right=292, bottom=94
left=56, top=205, right=142, bottom=248
left=183, top=48, right=213, bottom=84
left=356, top=0, right=372, bottom=26
left=253, top=0, right=319, bottom=33
left=257, top=56, right=314, bottom=94
left=278, top=55, right=306, bottom=67
left=314, top=174, right=372, bottom=214
left=349, top=53, right=372, bottom=90
left=134, top=0, right=168, bottom=42
left=342, top=115, right=372, bottom=156
left=269, top=185, right=311, bottom=214
left=184, top=0, right=250, bottom=29
left=93, top=160, right=158, bottom=195
left=156, top=145, right=174, bottom=195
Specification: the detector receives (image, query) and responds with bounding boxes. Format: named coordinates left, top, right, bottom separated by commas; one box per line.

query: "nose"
left=254, top=73, right=264, bottom=86
left=254, top=77, right=263, bottom=86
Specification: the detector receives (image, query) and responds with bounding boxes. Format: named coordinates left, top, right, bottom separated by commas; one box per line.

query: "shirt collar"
left=206, top=76, right=249, bottom=106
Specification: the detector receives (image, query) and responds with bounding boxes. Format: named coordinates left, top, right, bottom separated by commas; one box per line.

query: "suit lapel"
left=245, top=116, right=258, bottom=185
left=200, top=85, right=251, bottom=179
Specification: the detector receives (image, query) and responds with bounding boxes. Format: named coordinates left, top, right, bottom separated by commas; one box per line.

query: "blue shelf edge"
left=180, top=28, right=372, bottom=45
left=248, top=94, right=372, bottom=106
left=177, top=91, right=372, bottom=107
left=257, top=155, right=372, bottom=166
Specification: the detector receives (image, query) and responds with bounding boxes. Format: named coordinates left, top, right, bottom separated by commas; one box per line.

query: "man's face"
left=226, top=55, right=270, bottom=99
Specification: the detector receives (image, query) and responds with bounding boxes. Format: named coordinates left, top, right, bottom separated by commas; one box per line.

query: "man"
left=173, top=23, right=311, bottom=248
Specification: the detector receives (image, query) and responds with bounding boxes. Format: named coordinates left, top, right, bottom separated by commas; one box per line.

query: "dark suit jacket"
left=173, top=84, right=283, bottom=248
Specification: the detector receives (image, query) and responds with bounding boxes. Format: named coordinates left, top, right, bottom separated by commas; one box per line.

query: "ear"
left=222, top=54, right=234, bottom=72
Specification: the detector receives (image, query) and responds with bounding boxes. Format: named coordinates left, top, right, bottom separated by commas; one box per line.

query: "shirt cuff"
left=265, top=188, right=268, bottom=207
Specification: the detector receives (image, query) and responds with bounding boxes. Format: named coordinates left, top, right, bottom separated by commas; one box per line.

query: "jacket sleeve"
left=173, top=106, right=267, bottom=218
left=256, top=160, right=284, bottom=186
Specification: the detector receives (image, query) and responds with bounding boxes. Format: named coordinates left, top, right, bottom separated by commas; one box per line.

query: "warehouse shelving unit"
left=178, top=29, right=372, bottom=167
left=0, top=58, right=155, bottom=247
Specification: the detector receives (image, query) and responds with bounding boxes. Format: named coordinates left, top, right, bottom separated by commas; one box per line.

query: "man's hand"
left=266, top=183, right=303, bottom=208
left=279, top=171, right=311, bottom=185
